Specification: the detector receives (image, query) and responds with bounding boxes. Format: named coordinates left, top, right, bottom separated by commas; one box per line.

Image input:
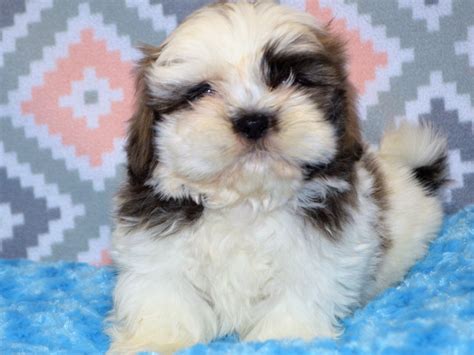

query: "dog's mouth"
left=233, top=145, right=301, bottom=180
left=238, top=137, right=296, bottom=167
left=245, top=141, right=270, bottom=157
left=238, top=143, right=279, bottom=167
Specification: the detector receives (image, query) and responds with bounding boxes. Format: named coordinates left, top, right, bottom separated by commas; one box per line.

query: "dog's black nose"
left=233, top=113, right=270, bottom=140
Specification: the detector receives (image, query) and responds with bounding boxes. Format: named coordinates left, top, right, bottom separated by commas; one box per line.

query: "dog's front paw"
left=108, top=325, right=195, bottom=354
left=244, top=323, right=313, bottom=342
left=242, top=300, right=338, bottom=343
left=108, top=306, right=218, bottom=354
left=108, top=271, right=218, bottom=354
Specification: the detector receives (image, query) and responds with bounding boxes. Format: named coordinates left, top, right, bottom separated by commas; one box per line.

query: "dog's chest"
left=184, top=205, right=304, bottom=328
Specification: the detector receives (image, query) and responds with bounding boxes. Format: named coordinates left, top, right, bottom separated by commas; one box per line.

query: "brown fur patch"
left=118, top=46, right=204, bottom=235
left=117, top=183, right=203, bottom=235
left=299, top=29, right=363, bottom=180
left=301, top=170, right=359, bottom=241
left=290, top=27, right=364, bottom=240
left=412, top=155, right=449, bottom=196
left=361, top=152, right=392, bottom=251
left=126, top=46, right=161, bottom=185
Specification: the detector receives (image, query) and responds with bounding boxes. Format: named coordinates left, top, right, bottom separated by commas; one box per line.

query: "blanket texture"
left=1, top=205, right=473, bottom=354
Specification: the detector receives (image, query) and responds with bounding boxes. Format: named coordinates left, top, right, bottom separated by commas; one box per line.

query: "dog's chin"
left=163, top=150, right=320, bottom=211
left=236, top=149, right=302, bottom=180
left=235, top=133, right=327, bottom=170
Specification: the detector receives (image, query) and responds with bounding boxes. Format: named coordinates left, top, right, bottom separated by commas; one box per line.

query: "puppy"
left=108, top=1, right=448, bottom=353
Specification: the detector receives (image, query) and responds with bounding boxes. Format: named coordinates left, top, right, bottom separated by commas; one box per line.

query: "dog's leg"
left=241, top=292, right=339, bottom=342
left=107, top=271, right=217, bottom=354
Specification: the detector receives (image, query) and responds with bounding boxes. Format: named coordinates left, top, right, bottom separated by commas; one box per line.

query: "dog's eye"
left=268, top=67, right=293, bottom=88
left=294, top=74, right=331, bottom=88
left=294, top=75, right=313, bottom=87
left=186, top=83, right=214, bottom=101
left=275, top=72, right=315, bottom=88
left=270, top=68, right=322, bottom=89
left=265, top=53, right=335, bottom=90
left=280, top=70, right=295, bottom=86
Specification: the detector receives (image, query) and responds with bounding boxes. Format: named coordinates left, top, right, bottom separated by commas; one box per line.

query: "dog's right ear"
left=126, top=45, right=161, bottom=185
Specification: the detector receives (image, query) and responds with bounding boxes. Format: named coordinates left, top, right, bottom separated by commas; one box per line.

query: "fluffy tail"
left=379, top=122, right=449, bottom=195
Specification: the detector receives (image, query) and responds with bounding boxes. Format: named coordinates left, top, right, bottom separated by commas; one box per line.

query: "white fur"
left=109, top=130, right=443, bottom=353
left=108, top=2, right=445, bottom=353
left=110, top=165, right=380, bottom=352
left=373, top=123, right=445, bottom=296
left=379, top=121, right=447, bottom=170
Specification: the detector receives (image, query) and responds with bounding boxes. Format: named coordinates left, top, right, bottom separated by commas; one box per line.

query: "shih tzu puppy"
left=108, top=1, right=448, bottom=353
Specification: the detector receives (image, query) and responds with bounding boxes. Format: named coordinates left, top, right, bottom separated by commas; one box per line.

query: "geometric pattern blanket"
left=1, top=0, right=473, bottom=262
left=0, top=205, right=473, bottom=354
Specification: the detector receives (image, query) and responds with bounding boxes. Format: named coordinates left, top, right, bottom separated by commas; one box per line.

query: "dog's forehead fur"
left=147, top=2, right=327, bottom=96
left=161, top=2, right=322, bottom=63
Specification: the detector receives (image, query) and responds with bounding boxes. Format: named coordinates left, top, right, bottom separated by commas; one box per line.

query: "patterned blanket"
left=1, top=205, right=472, bottom=353
left=0, top=1, right=473, bottom=263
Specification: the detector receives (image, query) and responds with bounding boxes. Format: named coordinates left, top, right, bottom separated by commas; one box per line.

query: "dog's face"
left=126, top=2, right=361, bottom=209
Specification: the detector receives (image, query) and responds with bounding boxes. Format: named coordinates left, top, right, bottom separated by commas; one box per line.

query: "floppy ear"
left=319, top=29, right=363, bottom=162
left=302, top=28, right=363, bottom=181
left=125, top=46, right=161, bottom=185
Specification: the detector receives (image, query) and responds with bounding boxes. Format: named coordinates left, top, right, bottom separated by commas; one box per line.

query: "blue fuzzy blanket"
left=1, top=206, right=473, bottom=354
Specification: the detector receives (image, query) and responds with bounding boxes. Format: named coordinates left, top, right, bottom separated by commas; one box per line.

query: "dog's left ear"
left=320, top=30, right=363, bottom=162
left=125, top=46, right=162, bottom=186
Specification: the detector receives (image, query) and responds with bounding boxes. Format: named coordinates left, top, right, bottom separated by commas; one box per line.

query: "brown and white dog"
left=108, top=1, right=448, bottom=353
